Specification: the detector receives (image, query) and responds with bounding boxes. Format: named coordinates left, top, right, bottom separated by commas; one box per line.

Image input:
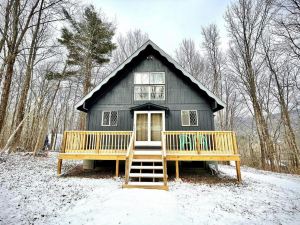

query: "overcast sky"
left=90, top=0, right=232, bottom=55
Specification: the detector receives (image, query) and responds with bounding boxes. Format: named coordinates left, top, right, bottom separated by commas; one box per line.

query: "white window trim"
left=133, top=110, right=165, bottom=147
left=101, top=111, right=118, bottom=126
left=181, top=110, right=198, bottom=126
left=134, top=72, right=165, bottom=101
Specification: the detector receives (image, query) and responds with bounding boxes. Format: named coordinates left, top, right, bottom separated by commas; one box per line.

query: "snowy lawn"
left=0, top=153, right=299, bottom=225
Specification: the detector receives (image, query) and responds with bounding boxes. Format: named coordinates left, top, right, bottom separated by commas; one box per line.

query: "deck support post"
left=175, top=160, right=179, bottom=180
left=115, top=160, right=119, bottom=177
left=57, top=159, right=63, bottom=176
left=235, top=161, right=241, bottom=182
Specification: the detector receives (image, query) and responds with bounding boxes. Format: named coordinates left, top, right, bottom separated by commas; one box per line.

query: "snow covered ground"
left=0, top=153, right=299, bottom=225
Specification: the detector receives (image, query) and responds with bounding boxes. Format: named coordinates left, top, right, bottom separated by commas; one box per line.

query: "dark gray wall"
left=87, top=53, right=215, bottom=131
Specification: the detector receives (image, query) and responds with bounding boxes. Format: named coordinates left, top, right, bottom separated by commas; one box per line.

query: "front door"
left=134, top=111, right=165, bottom=146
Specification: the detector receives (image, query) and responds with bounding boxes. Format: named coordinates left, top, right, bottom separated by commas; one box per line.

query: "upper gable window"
left=134, top=72, right=165, bottom=100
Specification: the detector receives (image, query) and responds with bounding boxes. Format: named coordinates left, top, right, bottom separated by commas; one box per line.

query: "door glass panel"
left=151, top=114, right=162, bottom=141
left=136, top=114, right=148, bottom=141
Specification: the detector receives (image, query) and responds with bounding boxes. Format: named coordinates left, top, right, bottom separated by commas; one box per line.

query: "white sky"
left=90, top=0, right=232, bottom=56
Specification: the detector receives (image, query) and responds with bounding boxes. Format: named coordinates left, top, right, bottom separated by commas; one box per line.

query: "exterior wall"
left=87, top=54, right=215, bottom=131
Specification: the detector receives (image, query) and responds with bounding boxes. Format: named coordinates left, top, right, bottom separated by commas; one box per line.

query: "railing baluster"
left=61, top=131, right=238, bottom=158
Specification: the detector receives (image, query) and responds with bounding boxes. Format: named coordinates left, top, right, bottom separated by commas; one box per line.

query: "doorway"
left=134, top=111, right=165, bottom=146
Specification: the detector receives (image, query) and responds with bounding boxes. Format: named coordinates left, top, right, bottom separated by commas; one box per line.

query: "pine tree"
left=58, top=5, right=116, bottom=128
left=59, top=5, right=116, bottom=93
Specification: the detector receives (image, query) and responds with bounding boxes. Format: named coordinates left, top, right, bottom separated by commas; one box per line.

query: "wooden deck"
left=57, top=130, right=241, bottom=188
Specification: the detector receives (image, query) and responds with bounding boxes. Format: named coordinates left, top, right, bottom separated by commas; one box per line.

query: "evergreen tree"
left=58, top=5, right=116, bottom=95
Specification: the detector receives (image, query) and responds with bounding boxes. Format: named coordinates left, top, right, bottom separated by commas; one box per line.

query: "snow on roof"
left=75, top=40, right=226, bottom=111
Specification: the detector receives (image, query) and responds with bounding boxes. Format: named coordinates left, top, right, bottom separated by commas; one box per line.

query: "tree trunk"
left=79, top=60, right=92, bottom=130
left=263, top=42, right=300, bottom=168
left=12, top=0, right=44, bottom=147
left=0, top=54, right=16, bottom=133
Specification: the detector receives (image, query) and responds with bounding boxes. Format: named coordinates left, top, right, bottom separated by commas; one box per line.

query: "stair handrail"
left=162, top=132, right=168, bottom=186
left=125, top=132, right=135, bottom=184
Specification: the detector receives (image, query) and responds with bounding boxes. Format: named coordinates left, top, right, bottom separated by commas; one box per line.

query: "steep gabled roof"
left=75, top=40, right=226, bottom=112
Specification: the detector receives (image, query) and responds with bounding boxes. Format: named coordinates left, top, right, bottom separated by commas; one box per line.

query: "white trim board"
left=133, top=111, right=165, bottom=147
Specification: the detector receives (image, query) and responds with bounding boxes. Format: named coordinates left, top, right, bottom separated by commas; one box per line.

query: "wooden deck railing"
left=162, top=133, right=168, bottom=186
left=61, top=131, right=133, bottom=154
left=162, top=131, right=238, bottom=155
left=125, top=132, right=135, bottom=184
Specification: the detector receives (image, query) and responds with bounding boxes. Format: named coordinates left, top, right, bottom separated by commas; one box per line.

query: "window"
left=102, top=111, right=118, bottom=126
left=134, top=72, right=165, bottom=100
left=181, top=110, right=198, bottom=126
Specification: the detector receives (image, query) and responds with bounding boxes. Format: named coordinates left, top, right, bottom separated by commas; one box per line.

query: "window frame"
left=181, top=110, right=198, bottom=127
left=101, top=111, right=118, bottom=126
left=134, top=72, right=165, bottom=101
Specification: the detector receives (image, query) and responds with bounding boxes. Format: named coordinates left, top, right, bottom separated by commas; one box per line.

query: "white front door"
left=134, top=111, right=165, bottom=146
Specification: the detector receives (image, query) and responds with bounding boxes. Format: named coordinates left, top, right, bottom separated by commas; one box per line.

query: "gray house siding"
left=87, top=53, right=215, bottom=131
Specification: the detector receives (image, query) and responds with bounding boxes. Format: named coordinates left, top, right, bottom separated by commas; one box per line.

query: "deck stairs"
left=123, top=149, right=168, bottom=190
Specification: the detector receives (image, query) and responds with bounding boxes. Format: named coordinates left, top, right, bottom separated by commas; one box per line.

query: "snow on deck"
left=0, top=153, right=299, bottom=225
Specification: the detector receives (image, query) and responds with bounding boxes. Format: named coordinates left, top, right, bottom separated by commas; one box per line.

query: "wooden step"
left=134, top=150, right=162, bottom=155
left=122, top=183, right=168, bottom=190
left=131, top=165, right=163, bottom=170
left=129, top=173, right=164, bottom=178
left=128, top=181, right=164, bottom=186
left=132, top=159, right=162, bottom=163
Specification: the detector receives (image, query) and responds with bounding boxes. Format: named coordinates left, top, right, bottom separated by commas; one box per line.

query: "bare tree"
left=201, top=24, right=222, bottom=97
left=225, top=0, right=277, bottom=170
left=112, top=29, right=148, bottom=67
left=12, top=0, right=45, bottom=146
left=175, top=39, right=206, bottom=83
left=275, top=0, right=300, bottom=59
left=0, top=0, right=41, bottom=133
left=262, top=34, right=300, bottom=168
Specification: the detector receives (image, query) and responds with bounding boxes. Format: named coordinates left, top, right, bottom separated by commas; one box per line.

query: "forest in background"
left=0, top=0, right=299, bottom=173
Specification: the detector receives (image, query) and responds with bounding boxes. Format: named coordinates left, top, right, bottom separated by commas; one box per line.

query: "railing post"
left=232, top=132, right=238, bottom=155
left=125, top=158, right=129, bottom=184
left=125, top=132, right=135, bottom=185
left=61, top=131, right=67, bottom=153
left=96, top=133, right=100, bottom=154
left=196, top=132, right=201, bottom=155
left=162, top=132, right=168, bottom=186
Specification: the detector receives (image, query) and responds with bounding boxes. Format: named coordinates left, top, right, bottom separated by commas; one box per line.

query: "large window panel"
left=134, top=72, right=149, bottom=84
left=150, top=85, right=165, bottom=100
left=134, top=86, right=150, bottom=100
left=134, top=72, right=165, bottom=101
left=150, top=72, right=165, bottom=84
left=136, top=113, right=148, bottom=141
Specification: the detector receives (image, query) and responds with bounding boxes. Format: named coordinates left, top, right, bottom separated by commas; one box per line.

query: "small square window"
left=102, top=111, right=118, bottom=126
left=181, top=110, right=198, bottom=126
